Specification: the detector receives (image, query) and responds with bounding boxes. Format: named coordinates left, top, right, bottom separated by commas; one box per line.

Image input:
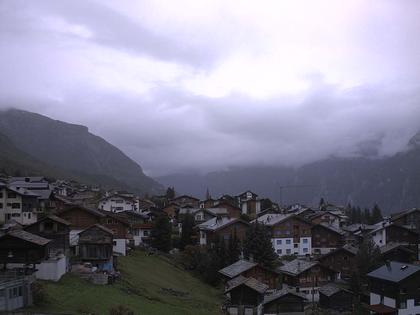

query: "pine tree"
left=319, top=197, right=326, bottom=211
left=180, top=213, right=195, bottom=250
left=151, top=215, right=172, bottom=252
left=363, top=208, right=371, bottom=224
left=205, top=188, right=211, bottom=200
left=243, top=222, right=277, bottom=269
left=371, top=204, right=383, bottom=224
left=166, top=186, right=175, bottom=200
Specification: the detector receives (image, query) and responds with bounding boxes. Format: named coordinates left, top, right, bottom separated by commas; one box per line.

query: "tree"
left=166, top=186, right=175, bottom=200
left=319, top=197, right=326, bottom=211
left=362, top=208, right=371, bottom=224
left=371, top=204, right=383, bottom=224
left=243, top=222, right=278, bottom=269
left=180, top=213, right=195, bottom=250
left=151, top=215, right=172, bottom=252
left=205, top=188, right=211, bottom=200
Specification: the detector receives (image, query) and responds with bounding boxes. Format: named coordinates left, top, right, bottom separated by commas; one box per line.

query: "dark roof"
left=318, top=245, right=358, bottom=261
left=27, top=215, right=71, bottom=227
left=7, top=186, right=39, bottom=197
left=172, top=195, right=199, bottom=201
left=367, top=304, right=396, bottom=314
left=319, top=283, right=353, bottom=297
left=314, top=223, right=345, bottom=235
left=219, top=259, right=258, bottom=278
left=225, top=276, right=268, bottom=294
left=391, top=208, right=420, bottom=221
left=263, top=289, right=306, bottom=304
left=81, top=224, right=114, bottom=235
left=379, top=242, right=415, bottom=255
left=277, top=259, right=318, bottom=276
left=6, top=230, right=51, bottom=246
left=367, top=261, right=420, bottom=283
left=59, top=205, right=105, bottom=218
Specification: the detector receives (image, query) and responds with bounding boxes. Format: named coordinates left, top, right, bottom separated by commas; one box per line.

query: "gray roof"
left=319, top=283, right=352, bottom=297
left=206, top=208, right=229, bottom=215
left=253, top=213, right=293, bottom=226
left=277, top=259, right=318, bottom=276
left=317, top=223, right=346, bottom=235
left=7, top=186, right=39, bottom=197
left=379, top=242, right=414, bottom=255
left=219, top=259, right=258, bottom=278
left=263, top=289, right=306, bottom=304
left=367, top=261, right=420, bottom=283
left=225, top=276, right=268, bottom=294
left=198, top=217, right=245, bottom=231
left=6, top=229, right=51, bottom=246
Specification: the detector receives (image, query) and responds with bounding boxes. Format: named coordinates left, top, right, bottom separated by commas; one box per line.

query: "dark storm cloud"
left=0, top=0, right=420, bottom=176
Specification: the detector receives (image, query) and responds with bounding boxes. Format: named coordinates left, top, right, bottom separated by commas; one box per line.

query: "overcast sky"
left=1, top=0, right=420, bottom=176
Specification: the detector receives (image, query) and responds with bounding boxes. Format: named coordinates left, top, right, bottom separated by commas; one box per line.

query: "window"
left=0, top=192, right=3, bottom=198
left=294, top=244, right=298, bottom=248
left=11, top=213, right=20, bottom=217
left=302, top=238, right=308, bottom=244
left=116, top=200, right=124, bottom=204
left=11, top=203, right=21, bottom=209
left=143, top=230, right=149, bottom=236
left=286, top=249, right=291, bottom=254
left=303, top=248, right=308, bottom=253
left=400, top=288, right=407, bottom=294
left=286, top=239, right=291, bottom=245
left=113, top=241, right=117, bottom=246
left=116, top=207, right=123, bottom=211
left=276, top=249, right=282, bottom=254
left=400, top=300, right=407, bottom=309
left=0, top=203, right=2, bottom=209
left=276, top=240, right=282, bottom=245
left=7, top=192, right=17, bottom=198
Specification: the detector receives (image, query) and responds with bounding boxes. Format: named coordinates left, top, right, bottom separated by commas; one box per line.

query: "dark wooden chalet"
left=171, top=195, right=199, bottom=208
left=224, top=275, right=268, bottom=315
left=380, top=243, right=417, bottom=264
left=57, top=206, right=104, bottom=230
left=317, top=245, right=358, bottom=279
left=0, top=230, right=50, bottom=265
left=78, top=224, right=113, bottom=266
left=311, top=223, right=345, bottom=255
left=24, top=215, right=71, bottom=257
left=262, top=289, right=306, bottom=315
left=219, top=259, right=280, bottom=289
left=319, top=283, right=354, bottom=312
left=198, top=217, right=250, bottom=246
left=391, top=208, right=420, bottom=231
left=100, top=213, right=131, bottom=239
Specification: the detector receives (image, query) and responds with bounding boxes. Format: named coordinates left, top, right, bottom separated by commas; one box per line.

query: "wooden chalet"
left=24, top=215, right=71, bottom=257
left=311, top=223, right=345, bottom=255
left=262, top=289, right=306, bottom=315
left=224, top=275, right=268, bottom=315
left=317, top=245, right=358, bottom=279
left=219, top=259, right=280, bottom=289
left=57, top=205, right=105, bottom=230
left=0, top=230, right=50, bottom=266
left=77, top=224, right=113, bottom=270
left=380, top=243, right=417, bottom=264
left=319, top=283, right=354, bottom=312
left=197, top=217, right=250, bottom=246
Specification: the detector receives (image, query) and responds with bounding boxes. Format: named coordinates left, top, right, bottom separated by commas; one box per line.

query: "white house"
left=98, top=194, right=138, bottom=213
left=0, top=184, right=38, bottom=225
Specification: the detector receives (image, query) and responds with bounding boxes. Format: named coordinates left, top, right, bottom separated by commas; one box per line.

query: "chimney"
left=385, top=260, right=391, bottom=271
left=297, top=261, right=301, bottom=273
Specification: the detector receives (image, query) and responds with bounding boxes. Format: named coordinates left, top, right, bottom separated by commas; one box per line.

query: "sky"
left=1, top=0, right=420, bottom=176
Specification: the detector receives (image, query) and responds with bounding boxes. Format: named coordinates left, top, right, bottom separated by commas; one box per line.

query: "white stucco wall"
left=113, top=239, right=127, bottom=256
left=35, top=256, right=67, bottom=281
left=272, top=237, right=311, bottom=256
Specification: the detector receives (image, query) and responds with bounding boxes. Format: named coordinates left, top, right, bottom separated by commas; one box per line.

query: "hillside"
left=0, top=109, right=163, bottom=195
left=28, top=251, right=222, bottom=315
left=158, top=134, right=420, bottom=213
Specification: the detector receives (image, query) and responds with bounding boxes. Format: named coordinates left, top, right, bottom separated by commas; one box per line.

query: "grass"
left=28, top=251, right=223, bottom=315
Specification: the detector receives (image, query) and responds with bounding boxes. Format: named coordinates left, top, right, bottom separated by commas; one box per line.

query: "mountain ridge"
left=0, top=109, right=163, bottom=195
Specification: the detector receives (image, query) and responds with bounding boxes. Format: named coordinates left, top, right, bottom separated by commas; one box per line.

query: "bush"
left=109, top=305, right=135, bottom=315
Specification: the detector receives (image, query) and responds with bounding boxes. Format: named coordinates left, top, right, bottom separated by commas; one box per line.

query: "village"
left=0, top=175, right=419, bottom=315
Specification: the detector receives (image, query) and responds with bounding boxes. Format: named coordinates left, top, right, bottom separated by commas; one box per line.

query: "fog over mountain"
left=1, top=1, right=420, bottom=204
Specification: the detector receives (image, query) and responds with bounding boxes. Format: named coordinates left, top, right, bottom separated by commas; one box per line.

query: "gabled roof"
left=318, top=245, right=358, bottom=261
left=313, top=223, right=345, bottom=235
left=58, top=205, right=105, bottom=218
left=171, top=195, right=200, bottom=201
left=6, top=229, right=51, bottom=246
left=198, top=217, right=249, bottom=232
left=236, top=190, right=258, bottom=198
left=6, top=186, right=39, bottom=197
left=80, top=224, right=114, bottom=235
left=277, top=259, right=318, bottom=276
left=225, top=276, right=268, bottom=294
left=391, top=208, right=420, bottom=221
left=318, top=283, right=353, bottom=297
left=26, top=215, right=71, bottom=228
left=367, top=261, right=420, bottom=283
left=219, top=259, right=258, bottom=278
left=263, top=289, right=306, bottom=304
left=379, top=242, right=415, bottom=255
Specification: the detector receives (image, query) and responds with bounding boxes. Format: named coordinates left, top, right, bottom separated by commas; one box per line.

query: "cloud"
left=0, top=0, right=420, bottom=176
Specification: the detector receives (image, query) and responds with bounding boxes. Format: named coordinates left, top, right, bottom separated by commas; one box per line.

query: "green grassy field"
left=28, top=251, right=223, bottom=315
